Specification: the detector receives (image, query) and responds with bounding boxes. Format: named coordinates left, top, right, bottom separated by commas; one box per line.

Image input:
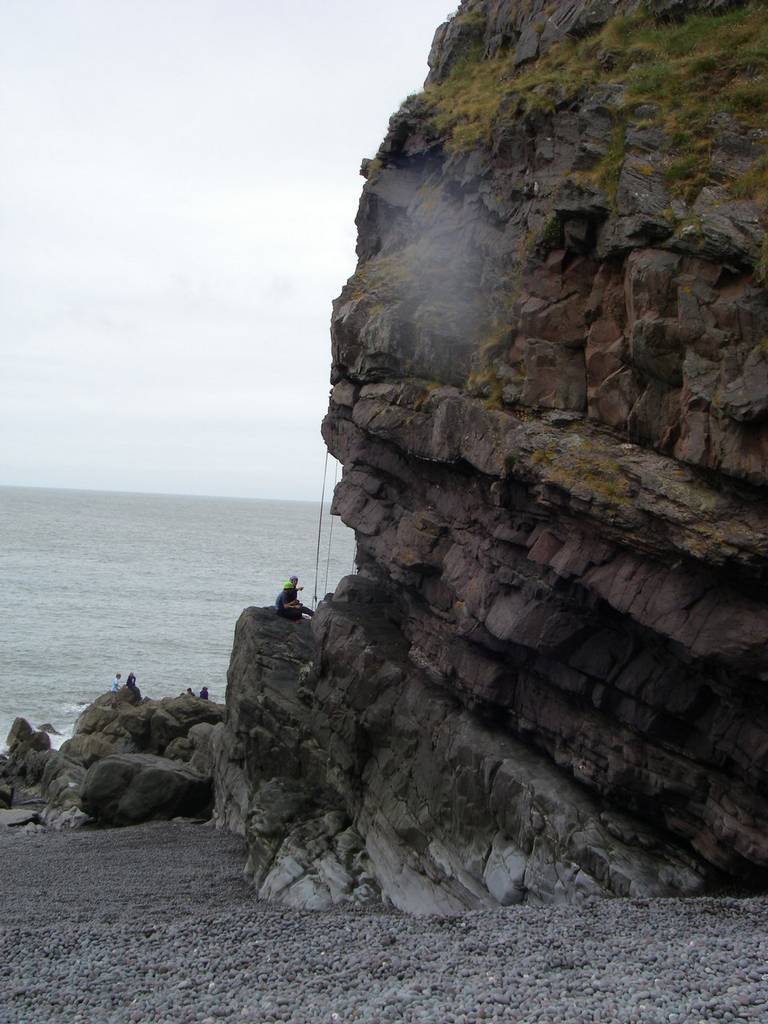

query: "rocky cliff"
left=218, top=0, right=768, bottom=911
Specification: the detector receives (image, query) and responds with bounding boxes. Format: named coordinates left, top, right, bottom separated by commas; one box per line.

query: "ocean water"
left=0, top=485, right=356, bottom=750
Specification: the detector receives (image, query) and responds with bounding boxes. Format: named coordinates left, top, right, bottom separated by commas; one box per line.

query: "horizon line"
left=0, top=479, right=342, bottom=505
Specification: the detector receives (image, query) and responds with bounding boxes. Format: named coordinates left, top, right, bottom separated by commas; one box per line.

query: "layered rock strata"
left=319, top=0, right=768, bottom=891
left=214, top=603, right=710, bottom=911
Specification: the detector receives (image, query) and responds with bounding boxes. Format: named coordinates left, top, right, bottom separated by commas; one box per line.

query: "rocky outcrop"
left=6, top=718, right=52, bottom=757
left=212, top=609, right=380, bottom=910
left=60, top=693, right=224, bottom=768
left=2, top=696, right=225, bottom=828
left=313, top=0, right=768, bottom=897
left=1, top=718, right=55, bottom=794
left=214, top=603, right=710, bottom=911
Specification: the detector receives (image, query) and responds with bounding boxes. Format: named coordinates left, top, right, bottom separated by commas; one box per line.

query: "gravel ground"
left=1, top=822, right=767, bottom=1024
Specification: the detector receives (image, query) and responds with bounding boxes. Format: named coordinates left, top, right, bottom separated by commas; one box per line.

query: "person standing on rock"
left=111, top=673, right=122, bottom=693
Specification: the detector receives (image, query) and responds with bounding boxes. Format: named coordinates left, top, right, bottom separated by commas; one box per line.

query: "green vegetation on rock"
left=422, top=3, right=768, bottom=205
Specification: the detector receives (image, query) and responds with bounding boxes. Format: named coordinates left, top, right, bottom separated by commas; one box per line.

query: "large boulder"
left=81, top=753, right=212, bottom=826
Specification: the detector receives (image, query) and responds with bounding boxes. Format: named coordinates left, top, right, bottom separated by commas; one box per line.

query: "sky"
left=0, top=0, right=453, bottom=500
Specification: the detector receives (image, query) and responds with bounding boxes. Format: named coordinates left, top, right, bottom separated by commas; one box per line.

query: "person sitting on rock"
left=126, top=672, right=137, bottom=688
left=199, top=686, right=209, bottom=700
left=186, top=687, right=194, bottom=696
left=275, top=581, right=301, bottom=621
left=275, top=575, right=314, bottom=620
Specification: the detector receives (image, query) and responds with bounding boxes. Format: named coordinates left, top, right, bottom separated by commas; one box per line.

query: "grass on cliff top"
left=422, top=3, right=768, bottom=204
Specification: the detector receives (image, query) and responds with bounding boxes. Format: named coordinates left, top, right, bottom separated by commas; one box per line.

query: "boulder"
left=40, top=754, right=89, bottom=829
left=188, top=722, right=217, bottom=775
left=3, top=718, right=54, bottom=791
left=81, top=754, right=212, bottom=826
left=0, top=809, right=41, bottom=828
left=211, top=609, right=379, bottom=909
left=62, top=733, right=131, bottom=768
left=6, top=717, right=51, bottom=758
left=164, top=736, right=195, bottom=762
left=115, top=683, right=142, bottom=705
left=6, top=718, right=33, bottom=751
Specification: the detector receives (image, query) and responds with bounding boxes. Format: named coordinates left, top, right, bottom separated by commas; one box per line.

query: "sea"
left=0, top=485, right=356, bottom=751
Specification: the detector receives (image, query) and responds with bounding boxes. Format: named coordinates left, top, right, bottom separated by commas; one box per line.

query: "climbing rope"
left=322, top=459, right=339, bottom=597
left=312, top=451, right=329, bottom=609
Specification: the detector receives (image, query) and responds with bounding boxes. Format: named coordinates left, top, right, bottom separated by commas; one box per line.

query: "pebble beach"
left=1, top=821, right=767, bottom=1024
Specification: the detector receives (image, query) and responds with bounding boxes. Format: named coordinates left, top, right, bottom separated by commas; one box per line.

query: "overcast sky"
left=0, top=0, right=451, bottom=500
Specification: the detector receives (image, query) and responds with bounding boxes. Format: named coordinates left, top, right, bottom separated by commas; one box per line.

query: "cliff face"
left=209, top=0, right=768, bottom=912
left=215, top=600, right=708, bottom=911
left=319, top=0, right=768, bottom=896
